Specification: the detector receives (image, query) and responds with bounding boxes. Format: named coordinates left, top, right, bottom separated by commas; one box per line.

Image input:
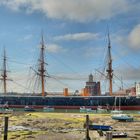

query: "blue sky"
left=0, top=0, right=140, bottom=94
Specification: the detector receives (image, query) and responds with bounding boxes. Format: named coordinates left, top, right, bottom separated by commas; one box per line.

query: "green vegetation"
left=0, top=112, right=140, bottom=140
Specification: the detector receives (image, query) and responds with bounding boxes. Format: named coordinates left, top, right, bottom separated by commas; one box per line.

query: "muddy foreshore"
left=0, top=112, right=140, bottom=140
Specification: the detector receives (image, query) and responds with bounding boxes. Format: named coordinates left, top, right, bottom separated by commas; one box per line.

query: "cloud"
left=54, top=32, right=99, bottom=41
left=46, top=44, right=64, bottom=53
left=0, top=0, right=133, bottom=22
left=0, top=0, right=28, bottom=11
left=116, top=24, right=140, bottom=51
left=128, top=24, right=140, bottom=49
left=47, top=73, right=87, bottom=92
left=6, top=71, right=87, bottom=92
left=116, top=66, right=140, bottom=81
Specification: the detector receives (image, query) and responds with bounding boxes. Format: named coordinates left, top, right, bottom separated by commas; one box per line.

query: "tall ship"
left=0, top=33, right=140, bottom=111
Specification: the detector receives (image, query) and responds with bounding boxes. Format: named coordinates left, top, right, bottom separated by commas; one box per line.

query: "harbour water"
left=11, top=108, right=140, bottom=114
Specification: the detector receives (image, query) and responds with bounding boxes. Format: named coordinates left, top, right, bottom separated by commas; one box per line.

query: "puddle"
left=8, top=126, right=40, bottom=131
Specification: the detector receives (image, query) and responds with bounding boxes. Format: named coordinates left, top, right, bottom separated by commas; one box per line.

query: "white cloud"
left=54, top=32, right=99, bottom=41
left=0, top=0, right=133, bottom=22
left=6, top=71, right=86, bottom=92
left=46, top=44, right=64, bottom=53
left=111, top=23, right=140, bottom=52
left=46, top=73, right=87, bottom=92
left=116, top=66, right=140, bottom=81
left=0, top=0, right=28, bottom=11
left=128, top=24, right=140, bottom=49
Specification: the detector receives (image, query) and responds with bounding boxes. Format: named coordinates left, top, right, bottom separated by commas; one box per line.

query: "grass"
left=0, top=112, right=140, bottom=140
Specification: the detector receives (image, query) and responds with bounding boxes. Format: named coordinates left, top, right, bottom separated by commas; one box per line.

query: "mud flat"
left=0, top=112, right=140, bottom=140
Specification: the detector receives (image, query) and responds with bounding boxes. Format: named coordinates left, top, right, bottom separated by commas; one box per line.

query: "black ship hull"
left=0, top=95, right=140, bottom=110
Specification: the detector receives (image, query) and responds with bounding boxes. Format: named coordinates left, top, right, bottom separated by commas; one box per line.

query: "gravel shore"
left=0, top=112, right=140, bottom=140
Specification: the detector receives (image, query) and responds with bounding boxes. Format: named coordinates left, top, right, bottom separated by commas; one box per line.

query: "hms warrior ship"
left=0, top=34, right=140, bottom=111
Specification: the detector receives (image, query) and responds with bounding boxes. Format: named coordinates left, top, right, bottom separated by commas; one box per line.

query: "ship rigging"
left=39, top=34, right=47, bottom=96
left=0, top=48, right=12, bottom=94
left=106, top=32, right=113, bottom=96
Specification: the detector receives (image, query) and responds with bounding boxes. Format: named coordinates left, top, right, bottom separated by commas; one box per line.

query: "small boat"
left=86, top=108, right=94, bottom=112
left=111, top=114, right=133, bottom=121
left=5, top=108, right=13, bottom=113
left=80, top=106, right=86, bottom=112
left=89, top=124, right=112, bottom=131
left=80, top=106, right=94, bottom=112
left=43, top=106, right=54, bottom=112
left=112, top=132, right=127, bottom=138
left=0, top=108, right=13, bottom=114
left=111, top=96, right=123, bottom=114
left=97, top=106, right=107, bottom=113
left=24, top=106, right=35, bottom=112
left=111, top=109, right=123, bottom=114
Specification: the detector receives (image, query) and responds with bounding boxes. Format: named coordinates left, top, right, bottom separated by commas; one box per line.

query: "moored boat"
left=43, top=106, right=54, bottom=112
left=111, top=114, right=133, bottom=121
left=0, top=108, right=13, bottom=114
left=24, top=106, right=35, bottom=112
left=111, top=96, right=123, bottom=114
left=112, top=132, right=127, bottom=138
left=97, top=106, right=107, bottom=113
left=111, top=110, right=123, bottom=114
left=104, top=132, right=127, bottom=138
left=80, top=106, right=86, bottom=112
left=89, top=124, right=113, bottom=131
left=80, top=106, right=94, bottom=112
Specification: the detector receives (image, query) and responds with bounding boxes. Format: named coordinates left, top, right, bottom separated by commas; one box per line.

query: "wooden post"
left=84, top=115, right=91, bottom=140
left=106, top=132, right=112, bottom=140
left=4, top=117, right=8, bottom=140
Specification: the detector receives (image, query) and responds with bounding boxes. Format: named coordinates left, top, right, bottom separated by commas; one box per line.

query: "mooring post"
left=84, top=114, right=91, bottom=140
left=106, top=132, right=112, bottom=140
left=4, top=116, right=8, bottom=140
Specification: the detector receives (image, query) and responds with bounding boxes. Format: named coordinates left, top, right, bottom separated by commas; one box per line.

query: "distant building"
left=125, top=83, right=136, bottom=96
left=136, top=83, right=140, bottom=96
left=85, top=73, right=101, bottom=96
left=113, top=90, right=129, bottom=96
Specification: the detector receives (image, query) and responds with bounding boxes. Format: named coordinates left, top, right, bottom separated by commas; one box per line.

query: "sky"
left=0, top=0, right=140, bottom=94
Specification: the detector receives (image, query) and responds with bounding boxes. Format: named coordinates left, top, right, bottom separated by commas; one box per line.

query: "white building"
left=136, top=83, right=140, bottom=96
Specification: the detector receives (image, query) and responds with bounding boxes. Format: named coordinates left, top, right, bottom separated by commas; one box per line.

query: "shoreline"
left=0, top=112, right=140, bottom=140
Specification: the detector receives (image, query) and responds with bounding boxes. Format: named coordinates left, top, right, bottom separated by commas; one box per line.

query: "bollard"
left=4, top=117, right=8, bottom=140
left=84, top=115, right=91, bottom=140
left=106, top=132, right=112, bottom=140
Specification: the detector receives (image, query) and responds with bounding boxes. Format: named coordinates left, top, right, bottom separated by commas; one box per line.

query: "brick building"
left=85, top=73, right=101, bottom=96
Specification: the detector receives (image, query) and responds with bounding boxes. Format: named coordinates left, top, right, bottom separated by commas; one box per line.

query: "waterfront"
left=11, top=108, right=140, bottom=114
left=0, top=111, right=140, bottom=140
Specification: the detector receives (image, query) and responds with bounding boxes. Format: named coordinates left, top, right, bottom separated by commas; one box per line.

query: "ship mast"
left=106, top=32, right=113, bottom=96
left=0, top=49, right=11, bottom=94
left=38, top=34, right=46, bottom=96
